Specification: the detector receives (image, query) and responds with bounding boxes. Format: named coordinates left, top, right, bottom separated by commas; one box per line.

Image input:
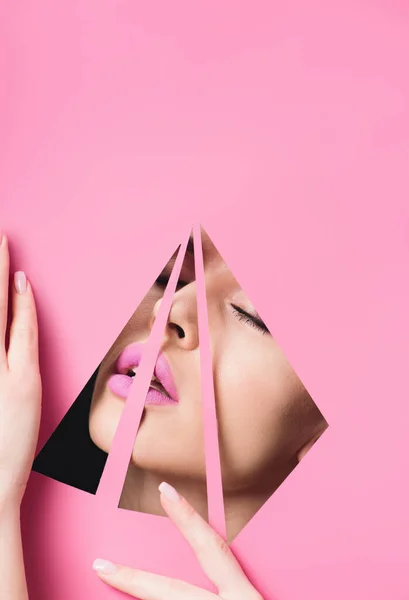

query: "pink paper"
left=1, top=2, right=409, bottom=599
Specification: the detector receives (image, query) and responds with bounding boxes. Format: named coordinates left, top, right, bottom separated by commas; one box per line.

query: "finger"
left=0, top=234, right=10, bottom=366
left=7, top=272, right=39, bottom=372
left=158, top=483, right=259, bottom=597
left=93, top=560, right=215, bottom=600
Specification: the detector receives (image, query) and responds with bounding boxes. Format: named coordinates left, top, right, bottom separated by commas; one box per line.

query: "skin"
left=93, top=483, right=265, bottom=600
left=89, top=230, right=327, bottom=541
left=0, top=232, right=265, bottom=599
left=0, top=235, right=41, bottom=600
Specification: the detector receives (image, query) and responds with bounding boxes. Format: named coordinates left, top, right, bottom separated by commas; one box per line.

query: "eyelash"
left=231, top=304, right=269, bottom=335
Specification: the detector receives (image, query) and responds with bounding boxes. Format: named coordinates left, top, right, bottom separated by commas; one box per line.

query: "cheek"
left=214, top=337, right=301, bottom=479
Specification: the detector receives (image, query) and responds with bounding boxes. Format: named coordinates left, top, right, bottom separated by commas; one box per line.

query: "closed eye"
left=231, top=304, right=270, bottom=335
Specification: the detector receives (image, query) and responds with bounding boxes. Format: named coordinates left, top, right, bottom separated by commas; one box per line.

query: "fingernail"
left=159, top=481, right=180, bottom=502
left=14, top=271, right=27, bottom=294
left=92, top=559, right=117, bottom=575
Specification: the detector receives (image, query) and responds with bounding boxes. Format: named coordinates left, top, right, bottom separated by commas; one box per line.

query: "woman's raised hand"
left=93, top=482, right=264, bottom=600
left=0, top=234, right=41, bottom=508
left=0, top=233, right=42, bottom=599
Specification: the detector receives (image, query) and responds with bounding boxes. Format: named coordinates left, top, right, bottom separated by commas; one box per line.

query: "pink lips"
left=107, top=342, right=178, bottom=406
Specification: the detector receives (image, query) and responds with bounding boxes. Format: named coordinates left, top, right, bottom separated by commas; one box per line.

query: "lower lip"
left=107, top=374, right=178, bottom=406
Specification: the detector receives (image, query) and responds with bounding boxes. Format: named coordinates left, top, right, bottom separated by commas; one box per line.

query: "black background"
left=32, top=367, right=108, bottom=494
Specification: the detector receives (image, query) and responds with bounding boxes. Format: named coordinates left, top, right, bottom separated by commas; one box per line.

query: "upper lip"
left=115, top=342, right=178, bottom=402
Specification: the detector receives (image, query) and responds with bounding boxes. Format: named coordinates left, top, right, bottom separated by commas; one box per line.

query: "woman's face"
left=89, top=231, right=326, bottom=493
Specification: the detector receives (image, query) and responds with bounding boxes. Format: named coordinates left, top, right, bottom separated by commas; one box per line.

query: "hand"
left=93, top=482, right=263, bottom=599
left=0, top=234, right=41, bottom=508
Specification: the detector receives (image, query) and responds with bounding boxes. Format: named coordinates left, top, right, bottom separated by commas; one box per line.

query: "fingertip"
left=92, top=559, right=118, bottom=576
left=158, top=481, right=180, bottom=503
left=14, top=271, right=27, bottom=295
left=12, top=274, right=35, bottom=303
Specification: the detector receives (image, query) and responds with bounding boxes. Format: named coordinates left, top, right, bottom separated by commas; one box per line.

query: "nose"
left=150, top=284, right=199, bottom=351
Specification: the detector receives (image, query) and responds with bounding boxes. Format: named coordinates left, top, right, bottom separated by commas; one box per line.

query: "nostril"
left=168, top=322, right=186, bottom=339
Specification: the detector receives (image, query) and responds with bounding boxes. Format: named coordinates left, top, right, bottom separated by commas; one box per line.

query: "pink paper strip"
left=193, top=224, right=226, bottom=539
